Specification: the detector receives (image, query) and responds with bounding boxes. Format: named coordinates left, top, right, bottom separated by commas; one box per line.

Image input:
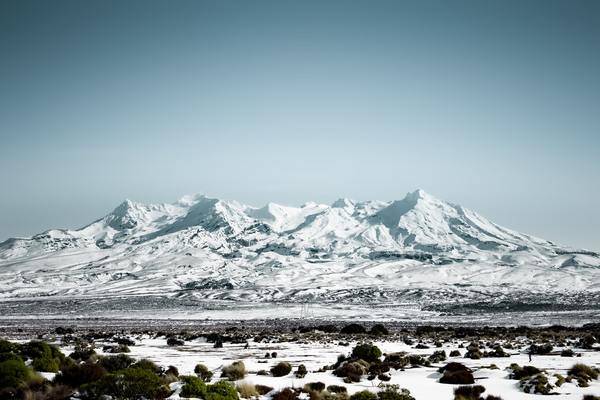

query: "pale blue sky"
left=1, top=0, right=599, bottom=250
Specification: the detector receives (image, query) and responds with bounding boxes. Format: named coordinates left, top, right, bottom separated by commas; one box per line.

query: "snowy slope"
left=0, top=189, right=598, bottom=304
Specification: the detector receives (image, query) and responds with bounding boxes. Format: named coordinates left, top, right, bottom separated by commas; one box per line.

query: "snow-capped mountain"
left=1, top=190, right=599, bottom=305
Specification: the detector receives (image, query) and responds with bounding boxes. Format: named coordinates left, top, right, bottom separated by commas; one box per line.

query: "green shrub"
left=349, top=390, right=378, bottom=400
left=55, top=362, right=107, bottom=387
left=180, top=375, right=207, bottom=398
left=428, top=350, right=446, bottom=363
left=271, top=361, right=292, bottom=377
left=81, top=367, right=171, bottom=399
left=195, top=363, right=214, bottom=381
left=0, top=358, right=33, bottom=389
left=99, top=354, right=135, bottom=372
left=334, top=360, right=370, bottom=382
left=0, top=339, right=20, bottom=354
left=32, top=355, right=60, bottom=372
left=131, top=358, right=162, bottom=374
left=376, top=384, right=415, bottom=400
left=221, top=361, right=246, bottom=380
left=369, top=324, right=389, bottom=336
left=508, top=363, right=542, bottom=380
left=519, top=373, right=553, bottom=395
left=205, top=380, right=239, bottom=400
left=351, top=343, right=382, bottom=362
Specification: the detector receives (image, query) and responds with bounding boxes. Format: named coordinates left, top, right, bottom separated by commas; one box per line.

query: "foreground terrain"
left=1, top=322, right=599, bottom=399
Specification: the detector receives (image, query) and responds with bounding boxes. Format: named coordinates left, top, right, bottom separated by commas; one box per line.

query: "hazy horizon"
left=1, top=0, right=599, bottom=250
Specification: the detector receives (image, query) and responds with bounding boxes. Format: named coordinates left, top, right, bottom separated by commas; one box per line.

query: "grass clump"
left=180, top=375, right=207, bottom=398
left=376, top=384, right=415, bottom=400
left=195, top=362, right=214, bottom=381
left=221, top=361, right=247, bottom=380
left=568, top=363, right=599, bottom=387
left=349, top=390, right=378, bottom=400
left=237, top=382, right=260, bottom=398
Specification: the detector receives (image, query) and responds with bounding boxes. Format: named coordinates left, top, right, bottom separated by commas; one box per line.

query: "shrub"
left=31, top=355, right=60, bottom=372
left=449, top=350, right=461, bottom=357
left=180, top=375, right=207, bottom=398
left=205, top=380, right=240, bottom=400
left=221, top=361, right=246, bottom=380
left=166, top=365, right=179, bottom=377
left=327, top=385, right=347, bottom=394
left=454, top=385, right=485, bottom=400
left=334, top=360, right=370, bottom=382
left=349, top=390, right=378, bottom=400
left=529, top=343, right=553, bottom=355
left=69, top=345, right=96, bottom=362
left=81, top=367, right=171, bottom=399
left=439, top=363, right=474, bottom=384
left=340, top=324, right=366, bottom=334
left=377, top=384, right=415, bottom=400
left=102, top=344, right=130, bottom=353
left=519, top=373, right=553, bottom=395
left=369, top=324, right=389, bottom=336
left=568, top=363, right=599, bottom=387
left=255, top=384, right=273, bottom=395
left=0, top=358, right=32, bottom=390
left=352, top=343, right=382, bottom=362
left=428, top=350, right=447, bottom=363
left=295, top=364, right=307, bottom=378
left=273, top=388, right=299, bottom=400
left=484, top=345, right=509, bottom=358
left=0, top=339, right=20, bottom=354
left=55, top=362, right=107, bottom=387
left=99, top=354, right=135, bottom=372
left=195, top=363, right=214, bottom=381
left=305, top=382, right=326, bottom=392
left=132, top=358, right=162, bottom=374
left=237, top=382, right=259, bottom=398
left=271, top=361, right=292, bottom=377
left=167, top=337, right=185, bottom=346
left=561, top=348, right=575, bottom=357
left=508, top=363, right=542, bottom=380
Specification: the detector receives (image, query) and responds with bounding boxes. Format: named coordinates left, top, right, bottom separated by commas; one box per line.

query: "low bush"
left=327, top=385, right=347, bottom=394
left=255, top=384, right=273, bottom=395
left=271, top=361, right=292, bottom=377
left=428, top=350, right=447, bottom=363
left=438, top=362, right=474, bottom=384
left=221, top=361, right=246, bottom=380
left=132, top=358, right=163, bottom=374
left=295, top=364, right=307, bottom=378
left=376, top=384, right=415, bottom=400
left=352, top=343, right=382, bottom=363
left=305, top=382, right=326, bottom=392
left=167, top=337, right=185, bottom=346
left=561, top=348, right=575, bottom=357
left=369, top=324, right=389, bottom=336
left=0, top=358, right=33, bottom=390
left=453, top=385, right=485, bottom=400
left=273, top=388, right=299, bottom=400
left=519, top=373, right=553, bottom=395
left=529, top=343, right=553, bottom=355
left=195, top=363, right=214, bottom=381
left=568, top=363, right=599, bottom=387
left=340, top=324, right=367, bottom=334
left=180, top=375, right=207, bottom=398
left=349, top=390, right=378, bottom=400
left=334, top=360, right=370, bottom=382
left=99, top=354, right=135, bottom=372
left=237, top=382, right=259, bottom=398
left=449, top=350, right=461, bottom=357
left=80, top=367, right=171, bottom=400
left=55, top=362, right=107, bottom=387
left=508, top=363, right=542, bottom=380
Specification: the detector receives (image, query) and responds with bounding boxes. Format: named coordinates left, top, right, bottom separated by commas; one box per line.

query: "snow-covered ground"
left=51, top=335, right=600, bottom=400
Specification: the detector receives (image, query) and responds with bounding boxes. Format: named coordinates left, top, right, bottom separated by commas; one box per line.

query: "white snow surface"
left=0, top=189, right=599, bottom=303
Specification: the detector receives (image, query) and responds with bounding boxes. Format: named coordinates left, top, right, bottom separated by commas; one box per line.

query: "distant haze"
left=0, top=0, right=598, bottom=250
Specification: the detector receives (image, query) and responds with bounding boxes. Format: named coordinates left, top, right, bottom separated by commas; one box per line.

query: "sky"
left=0, top=0, right=599, bottom=250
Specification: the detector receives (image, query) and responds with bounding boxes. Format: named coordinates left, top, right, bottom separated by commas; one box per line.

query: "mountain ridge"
left=0, top=190, right=598, bottom=304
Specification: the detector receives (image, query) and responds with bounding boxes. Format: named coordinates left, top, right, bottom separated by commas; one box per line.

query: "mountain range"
left=1, top=190, right=599, bottom=308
